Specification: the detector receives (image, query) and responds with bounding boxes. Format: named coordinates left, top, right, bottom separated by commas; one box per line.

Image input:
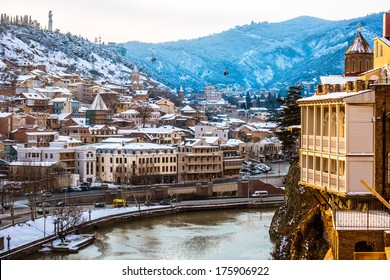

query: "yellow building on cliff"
left=298, top=13, right=390, bottom=260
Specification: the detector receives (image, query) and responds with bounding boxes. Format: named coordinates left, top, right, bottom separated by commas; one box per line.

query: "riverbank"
left=0, top=197, right=283, bottom=260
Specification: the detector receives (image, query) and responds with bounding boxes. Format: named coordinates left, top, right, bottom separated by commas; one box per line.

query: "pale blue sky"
left=2, top=0, right=389, bottom=43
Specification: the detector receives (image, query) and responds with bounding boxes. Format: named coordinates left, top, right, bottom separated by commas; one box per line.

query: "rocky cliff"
left=269, top=159, right=330, bottom=260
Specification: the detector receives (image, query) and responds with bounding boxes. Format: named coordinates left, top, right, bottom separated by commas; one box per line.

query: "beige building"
left=94, top=142, right=177, bottom=184
left=178, top=138, right=223, bottom=181
left=298, top=85, right=375, bottom=195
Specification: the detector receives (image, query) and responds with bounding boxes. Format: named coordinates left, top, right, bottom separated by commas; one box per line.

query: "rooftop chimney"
left=384, top=13, right=390, bottom=40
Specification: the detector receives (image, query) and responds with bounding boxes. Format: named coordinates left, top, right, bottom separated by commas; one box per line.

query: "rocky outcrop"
left=269, top=159, right=330, bottom=260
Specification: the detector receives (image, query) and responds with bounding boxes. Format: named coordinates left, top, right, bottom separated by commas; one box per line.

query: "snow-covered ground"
left=0, top=205, right=167, bottom=254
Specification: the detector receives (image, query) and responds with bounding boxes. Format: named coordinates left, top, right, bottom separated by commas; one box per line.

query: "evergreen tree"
left=274, top=85, right=302, bottom=159
left=245, top=92, right=252, bottom=109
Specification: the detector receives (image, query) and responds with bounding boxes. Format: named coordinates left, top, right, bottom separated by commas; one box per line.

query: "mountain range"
left=123, top=13, right=384, bottom=92
left=0, top=12, right=385, bottom=94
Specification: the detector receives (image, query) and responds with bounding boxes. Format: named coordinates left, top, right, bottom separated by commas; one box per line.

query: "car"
left=159, top=198, right=176, bottom=205
left=55, top=201, right=67, bottom=207
left=37, top=208, right=49, bottom=215
left=80, top=185, right=90, bottom=191
left=159, top=199, right=171, bottom=205
left=42, top=191, right=52, bottom=197
left=61, top=187, right=73, bottom=192
left=94, top=202, right=106, bottom=208
left=251, top=190, right=269, bottom=197
left=70, top=186, right=82, bottom=192
left=40, top=201, right=50, bottom=207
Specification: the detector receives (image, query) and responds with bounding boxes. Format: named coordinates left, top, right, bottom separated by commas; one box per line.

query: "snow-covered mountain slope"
left=0, top=23, right=164, bottom=89
left=124, top=13, right=384, bottom=91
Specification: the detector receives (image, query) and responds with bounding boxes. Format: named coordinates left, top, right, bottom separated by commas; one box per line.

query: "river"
left=25, top=208, right=277, bottom=260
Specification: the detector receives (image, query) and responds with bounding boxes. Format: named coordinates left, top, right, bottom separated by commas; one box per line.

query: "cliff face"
left=269, top=159, right=330, bottom=260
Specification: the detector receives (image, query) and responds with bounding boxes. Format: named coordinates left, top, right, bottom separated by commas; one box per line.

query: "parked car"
left=61, top=187, right=73, bottom=192
left=159, top=199, right=171, bottom=205
left=160, top=198, right=176, bottom=205
left=37, top=208, right=49, bottom=214
left=42, top=191, right=52, bottom=197
left=94, top=202, right=106, bottom=208
left=55, top=201, right=67, bottom=207
left=70, top=186, right=82, bottom=192
left=80, top=185, right=91, bottom=191
left=251, top=190, right=269, bottom=197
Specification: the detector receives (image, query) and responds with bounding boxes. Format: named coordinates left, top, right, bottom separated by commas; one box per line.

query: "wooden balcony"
left=302, top=135, right=345, bottom=154
left=301, top=168, right=346, bottom=193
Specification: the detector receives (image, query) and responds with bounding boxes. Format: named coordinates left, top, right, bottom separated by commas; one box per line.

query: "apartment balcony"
left=303, top=135, right=345, bottom=154
left=302, top=168, right=346, bottom=193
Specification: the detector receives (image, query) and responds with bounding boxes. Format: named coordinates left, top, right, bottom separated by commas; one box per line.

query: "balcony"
left=335, top=210, right=390, bottom=230
left=301, top=168, right=346, bottom=193
left=302, top=135, right=345, bottom=154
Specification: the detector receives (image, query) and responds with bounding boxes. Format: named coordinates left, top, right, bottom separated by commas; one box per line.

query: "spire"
left=344, top=26, right=374, bottom=76
left=345, top=29, right=373, bottom=55
left=90, top=94, right=108, bottom=110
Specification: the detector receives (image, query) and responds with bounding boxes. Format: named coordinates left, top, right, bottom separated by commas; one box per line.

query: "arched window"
left=355, top=241, right=373, bottom=252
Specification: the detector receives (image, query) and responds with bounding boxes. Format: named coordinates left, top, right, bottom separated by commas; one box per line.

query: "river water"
left=26, top=208, right=277, bottom=260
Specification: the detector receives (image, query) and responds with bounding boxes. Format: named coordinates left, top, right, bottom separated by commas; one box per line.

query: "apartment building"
left=177, top=138, right=223, bottom=181
left=14, top=141, right=96, bottom=184
left=298, top=85, right=375, bottom=195
left=94, top=142, right=177, bottom=184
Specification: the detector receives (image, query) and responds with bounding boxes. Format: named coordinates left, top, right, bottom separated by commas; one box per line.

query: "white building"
left=194, top=124, right=229, bottom=141
left=15, top=142, right=97, bottom=184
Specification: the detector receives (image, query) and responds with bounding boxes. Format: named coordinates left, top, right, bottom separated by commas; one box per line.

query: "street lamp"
left=6, top=235, right=11, bottom=251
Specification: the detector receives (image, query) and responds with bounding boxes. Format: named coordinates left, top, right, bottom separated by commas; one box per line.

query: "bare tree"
left=2, top=182, right=21, bottom=227
left=135, top=103, right=153, bottom=128
left=52, top=205, right=85, bottom=241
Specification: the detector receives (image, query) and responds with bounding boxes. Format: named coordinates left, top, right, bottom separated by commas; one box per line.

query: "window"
left=376, top=42, right=379, bottom=58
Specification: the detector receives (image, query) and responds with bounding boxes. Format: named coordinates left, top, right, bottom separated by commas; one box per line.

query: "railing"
left=371, top=79, right=390, bottom=85
left=301, top=169, right=346, bottom=192
left=302, top=135, right=345, bottom=154
left=335, top=210, right=390, bottom=230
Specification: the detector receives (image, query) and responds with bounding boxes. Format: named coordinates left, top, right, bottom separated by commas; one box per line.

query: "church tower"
left=344, top=26, right=373, bottom=76
left=178, top=86, right=184, bottom=99
left=131, top=66, right=140, bottom=83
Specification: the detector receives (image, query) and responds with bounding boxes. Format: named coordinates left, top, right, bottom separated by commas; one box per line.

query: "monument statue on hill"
left=48, top=11, right=53, bottom=31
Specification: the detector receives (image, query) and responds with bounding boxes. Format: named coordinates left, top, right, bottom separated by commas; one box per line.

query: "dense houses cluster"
left=0, top=60, right=284, bottom=189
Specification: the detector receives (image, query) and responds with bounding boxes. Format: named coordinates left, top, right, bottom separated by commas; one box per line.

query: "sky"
left=1, top=0, right=390, bottom=43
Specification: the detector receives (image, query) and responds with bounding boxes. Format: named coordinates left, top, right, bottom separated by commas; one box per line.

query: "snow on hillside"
left=123, top=13, right=384, bottom=91
left=0, top=24, right=147, bottom=86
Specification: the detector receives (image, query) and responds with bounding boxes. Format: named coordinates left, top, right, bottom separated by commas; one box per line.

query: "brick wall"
left=337, top=230, right=385, bottom=260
